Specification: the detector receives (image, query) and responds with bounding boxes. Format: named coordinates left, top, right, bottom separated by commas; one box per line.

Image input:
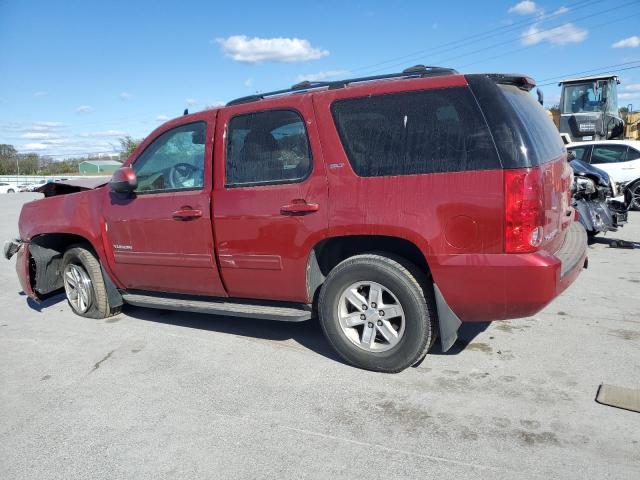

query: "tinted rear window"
left=331, top=87, right=500, bottom=177
left=498, top=84, right=565, bottom=164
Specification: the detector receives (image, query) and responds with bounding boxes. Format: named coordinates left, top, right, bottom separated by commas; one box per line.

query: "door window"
left=567, top=146, right=589, bottom=162
left=225, top=110, right=311, bottom=186
left=590, top=145, right=627, bottom=164
left=133, top=122, right=206, bottom=193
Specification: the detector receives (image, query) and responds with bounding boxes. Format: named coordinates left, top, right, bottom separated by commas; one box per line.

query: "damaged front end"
left=4, top=239, right=65, bottom=300
left=570, top=159, right=628, bottom=235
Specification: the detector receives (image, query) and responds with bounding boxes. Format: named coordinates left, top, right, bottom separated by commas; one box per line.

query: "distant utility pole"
left=16, top=156, right=19, bottom=176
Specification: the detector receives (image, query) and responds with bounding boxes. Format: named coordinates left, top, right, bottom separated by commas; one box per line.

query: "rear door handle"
left=280, top=201, right=319, bottom=215
left=172, top=208, right=202, bottom=221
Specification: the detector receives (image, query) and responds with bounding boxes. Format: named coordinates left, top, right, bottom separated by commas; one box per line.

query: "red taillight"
left=504, top=168, right=544, bottom=253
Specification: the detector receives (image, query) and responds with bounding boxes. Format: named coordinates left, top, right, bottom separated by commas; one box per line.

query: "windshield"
left=561, top=81, right=607, bottom=114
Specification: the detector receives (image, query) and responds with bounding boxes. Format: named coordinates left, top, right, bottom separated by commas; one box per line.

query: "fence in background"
left=0, top=175, right=108, bottom=184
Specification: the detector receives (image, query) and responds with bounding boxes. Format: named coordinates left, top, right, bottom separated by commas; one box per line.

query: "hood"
left=35, top=177, right=109, bottom=197
left=569, top=159, right=610, bottom=187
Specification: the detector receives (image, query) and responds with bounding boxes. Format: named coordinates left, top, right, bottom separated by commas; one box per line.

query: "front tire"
left=7, top=189, right=15, bottom=193
left=627, top=182, right=640, bottom=211
left=318, top=254, right=435, bottom=373
left=62, top=246, right=117, bottom=319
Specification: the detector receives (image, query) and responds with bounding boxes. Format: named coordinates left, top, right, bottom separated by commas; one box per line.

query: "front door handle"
left=280, top=201, right=319, bottom=215
left=172, top=207, right=202, bottom=221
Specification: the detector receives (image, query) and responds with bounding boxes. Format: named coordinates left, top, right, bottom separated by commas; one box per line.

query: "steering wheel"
left=168, top=162, right=202, bottom=189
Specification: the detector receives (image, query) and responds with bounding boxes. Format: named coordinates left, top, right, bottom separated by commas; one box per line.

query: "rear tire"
left=62, top=246, right=119, bottom=319
left=318, top=254, right=435, bottom=373
left=7, top=189, right=14, bottom=193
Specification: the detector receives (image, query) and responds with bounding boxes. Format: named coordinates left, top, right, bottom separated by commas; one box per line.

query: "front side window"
left=562, top=83, right=604, bottom=114
left=568, top=146, right=589, bottom=162
left=226, top=110, right=311, bottom=186
left=591, top=145, right=627, bottom=164
left=331, top=87, right=500, bottom=177
left=133, top=122, right=206, bottom=193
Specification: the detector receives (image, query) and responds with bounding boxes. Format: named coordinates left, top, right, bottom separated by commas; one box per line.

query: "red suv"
left=5, top=66, right=587, bottom=372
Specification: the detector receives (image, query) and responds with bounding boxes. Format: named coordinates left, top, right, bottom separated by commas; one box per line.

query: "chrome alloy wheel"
left=631, top=183, right=640, bottom=210
left=63, top=263, right=93, bottom=314
left=337, top=281, right=405, bottom=352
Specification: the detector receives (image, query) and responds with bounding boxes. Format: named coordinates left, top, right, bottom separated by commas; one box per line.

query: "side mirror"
left=536, top=88, right=544, bottom=106
left=110, top=167, right=137, bottom=194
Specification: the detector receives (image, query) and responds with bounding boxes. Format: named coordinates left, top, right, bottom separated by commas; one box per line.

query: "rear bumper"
left=432, top=222, right=588, bottom=322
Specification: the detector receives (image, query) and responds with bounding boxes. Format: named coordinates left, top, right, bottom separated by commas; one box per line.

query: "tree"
left=0, top=144, right=19, bottom=175
left=119, top=136, right=143, bottom=161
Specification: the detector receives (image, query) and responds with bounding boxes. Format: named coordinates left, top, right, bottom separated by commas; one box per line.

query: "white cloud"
left=508, top=1, right=538, bottom=15
left=619, top=92, right=640, bottom=100
left=186, top=98, right=197, bottom=106
left=215, top=35, right=329, bottom=63
left=156, top=115, right=169, bottom=121
left=553, top=6, right=569, bottom=15
left=521, top=23, right=588, bottom=46
left=20, top=132, right=53, bottom=139
left=24, top=143, right=48, bottom=150
left=205, top=101, right=225, bottom=109
left=76, top=105, right=93, bottom=114
left=31, top=121, right=63, bottom=131
left=119, top=92, right=134, bottom=101
left=612, top=36, right=640, bottom=48
left=33, top=91, right=48, bottom=98
left=244, top=78, right=253, bottom=87
left=296, top=70, right=349, bottom=82
left=79, top=130, right=127, bottom=138
left=623, top=83, right=640, bottom=92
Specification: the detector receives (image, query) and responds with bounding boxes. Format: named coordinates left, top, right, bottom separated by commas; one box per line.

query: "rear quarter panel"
left=312, top=77, right=505, bottom=286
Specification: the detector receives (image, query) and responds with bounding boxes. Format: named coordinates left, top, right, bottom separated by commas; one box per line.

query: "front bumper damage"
left=3, top=239, right=21, bottom=261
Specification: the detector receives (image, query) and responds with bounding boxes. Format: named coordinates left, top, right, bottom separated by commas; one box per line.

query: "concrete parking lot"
left=1, top=193, right=639, bottom=479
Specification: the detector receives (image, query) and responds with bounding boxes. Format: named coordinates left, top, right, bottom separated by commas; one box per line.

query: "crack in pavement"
left=91, top=349, right=115, bottom=372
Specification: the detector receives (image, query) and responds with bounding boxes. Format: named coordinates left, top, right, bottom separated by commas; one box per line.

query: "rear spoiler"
left=485, top=74, right=536, bottom=91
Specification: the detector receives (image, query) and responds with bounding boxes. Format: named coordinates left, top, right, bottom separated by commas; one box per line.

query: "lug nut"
left=362, top=304, right=368, bottom=310
left=371, top=302, right=377, bottom=308
left=367, top=322, right=374, bottom=328
left=360, top=314, right=366, bottom=320
left=377, top=320, right=383, bottom=326
left=379, top=310, right=385, bottom=316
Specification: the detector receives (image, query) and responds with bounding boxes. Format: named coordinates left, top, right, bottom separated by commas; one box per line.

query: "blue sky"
left=1, top=0, right=639, bottom=158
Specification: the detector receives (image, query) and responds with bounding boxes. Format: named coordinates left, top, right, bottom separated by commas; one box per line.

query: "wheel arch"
left=26, top=232, right=119, bottom=301
left=306, top=234, right=431, bottom=303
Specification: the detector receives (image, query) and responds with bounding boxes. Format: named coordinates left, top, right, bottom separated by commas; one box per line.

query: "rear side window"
left=226, top=109, right=312, bottom=186
left=498, top=84, right=565, bottom=164
left=591, top=145, right=627, bottom=164
left=331, top=87, right=500, bottom=177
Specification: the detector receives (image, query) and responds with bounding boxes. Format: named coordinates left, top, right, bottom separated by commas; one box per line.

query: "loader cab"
left=558, top=75, right=624, bottom=143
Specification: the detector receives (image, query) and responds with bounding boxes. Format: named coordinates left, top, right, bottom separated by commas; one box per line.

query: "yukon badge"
left=112, top=244, right=133, bottom=250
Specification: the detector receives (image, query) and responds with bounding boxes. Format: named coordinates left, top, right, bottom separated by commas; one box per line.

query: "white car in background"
left=566, top=140, right=640, bottom=209
left=0, top=182, right=19, bottom=194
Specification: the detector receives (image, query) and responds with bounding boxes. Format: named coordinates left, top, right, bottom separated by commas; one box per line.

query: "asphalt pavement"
left=1, top=193, right=639, bottom=479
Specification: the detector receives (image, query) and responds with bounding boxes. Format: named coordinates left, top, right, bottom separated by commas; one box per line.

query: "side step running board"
left=121, top=292, right=312, bottom=322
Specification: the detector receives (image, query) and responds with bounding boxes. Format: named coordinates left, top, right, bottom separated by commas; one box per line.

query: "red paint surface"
left=15, top=74, right=585, bottom=322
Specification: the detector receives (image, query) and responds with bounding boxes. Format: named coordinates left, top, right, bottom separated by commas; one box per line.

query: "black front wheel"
left=627, top=182, right=640, bottom=211
left=62, top=246, right=120, bottom=319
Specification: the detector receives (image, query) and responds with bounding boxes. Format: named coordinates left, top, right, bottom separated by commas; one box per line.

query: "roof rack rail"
left=226, top=65, right=458, bottom=106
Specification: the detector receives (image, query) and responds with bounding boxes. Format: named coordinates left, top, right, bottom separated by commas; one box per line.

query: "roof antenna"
left=183, top=108, right=188, bottom=115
